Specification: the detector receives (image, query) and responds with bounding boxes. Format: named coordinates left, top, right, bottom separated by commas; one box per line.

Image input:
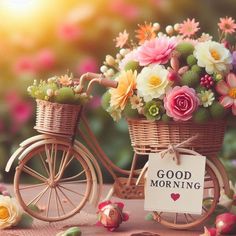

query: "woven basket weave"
left=127, top=118, right=226, bottom=157
left=34, top=100, right=81, bottom=136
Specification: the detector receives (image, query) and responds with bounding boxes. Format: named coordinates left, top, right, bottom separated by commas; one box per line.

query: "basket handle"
left=75, top=72, right=118, bottom=95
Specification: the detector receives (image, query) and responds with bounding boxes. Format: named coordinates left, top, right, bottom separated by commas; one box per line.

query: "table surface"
left=2, top=185, right=204, bottom=236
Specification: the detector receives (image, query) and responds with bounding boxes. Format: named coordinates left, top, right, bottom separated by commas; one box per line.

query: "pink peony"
left=137, top=36, right=176, bottom=66
left=164, top=86, right=200, bottom=121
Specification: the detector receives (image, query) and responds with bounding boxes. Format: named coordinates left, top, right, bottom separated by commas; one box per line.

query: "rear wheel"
left=152, top=164, right=220, bottom=229
left=14, top=141, right=92, bottom=222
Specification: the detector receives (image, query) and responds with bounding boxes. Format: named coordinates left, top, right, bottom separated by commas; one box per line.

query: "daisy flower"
left=198, top=90, right=215, bottom=107
left=198, top=33, right=213, bottom=42
left=218, top=17, right=236, bottom=34
left=135, top=23, right=156, bottom=45
left=58, top=74, right=72, bottom=86
left=178, top=18, right=200, bottom=37
left=115, top=30, right=129, bottom=48
left=130, top=95, right=143, bottom=112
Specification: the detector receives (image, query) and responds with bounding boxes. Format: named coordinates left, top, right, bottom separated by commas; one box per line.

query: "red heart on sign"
left=171, top=193, right=180, bottom=201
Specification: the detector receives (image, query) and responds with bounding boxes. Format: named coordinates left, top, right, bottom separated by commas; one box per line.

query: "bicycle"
left=5, top=72, right=231, bottom=229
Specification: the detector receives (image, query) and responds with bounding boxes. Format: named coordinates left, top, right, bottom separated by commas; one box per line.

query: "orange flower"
left=110, top=70, right=137, bottom=110
left=58, top=75, right=72, bottom=86
left=135, top=23, right=156, bottom=45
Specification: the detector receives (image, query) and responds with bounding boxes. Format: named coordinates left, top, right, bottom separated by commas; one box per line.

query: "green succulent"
left=187, top=55, right=197, bottom=66
left=180, top=70, right=200, bottom=87
left=176, top=42, right=194, bottom=57
left=144, top=100, right=164, bottom=120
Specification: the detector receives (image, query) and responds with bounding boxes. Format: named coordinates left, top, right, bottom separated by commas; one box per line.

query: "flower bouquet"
left=101, top=18, right=236, bottom=155
left=27, top=74, right=88, bottom=136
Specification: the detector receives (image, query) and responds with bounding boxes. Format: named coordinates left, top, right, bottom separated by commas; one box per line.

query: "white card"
left=144, top=153, right=206, bottom=215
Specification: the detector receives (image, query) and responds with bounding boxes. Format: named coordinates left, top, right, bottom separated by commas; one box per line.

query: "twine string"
left=160, top=134, right=199, bottom=165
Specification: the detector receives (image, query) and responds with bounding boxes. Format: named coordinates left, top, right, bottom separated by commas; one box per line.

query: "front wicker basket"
left=127, top=118, right=226, bottom=157
left=34, top=99, right=81, bottom=137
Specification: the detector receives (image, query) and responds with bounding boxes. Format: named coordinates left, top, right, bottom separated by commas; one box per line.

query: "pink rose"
left=164, top=86, right=200, bottom=121
left=137, top=36, right=176, bottom=66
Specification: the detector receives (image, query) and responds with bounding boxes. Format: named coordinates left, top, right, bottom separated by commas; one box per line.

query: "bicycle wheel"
left=152, top=164, right=220, bottom=229
left=14, top=141, right=92, bottom=222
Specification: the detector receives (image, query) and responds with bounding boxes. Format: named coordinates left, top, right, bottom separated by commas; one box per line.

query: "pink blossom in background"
left=4, top=91, right=20, bottom=106
left=10, top=100, right=33, bottom=124
left=0, top=119, right=4, bottom=132
left=58, top=22, right=82, bottom=41
left=76, top=57, right=98, bottom=75
left=137, top=36, right=176, bottom=66
left=13, top=56, right=36, bottom=75
left=109, top=0, right=139, bottom=21
left=36, top=48, right=56, bottom=71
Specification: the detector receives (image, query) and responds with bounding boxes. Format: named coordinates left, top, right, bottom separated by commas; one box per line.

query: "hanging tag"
left=144, top=153, right=206, bottom=215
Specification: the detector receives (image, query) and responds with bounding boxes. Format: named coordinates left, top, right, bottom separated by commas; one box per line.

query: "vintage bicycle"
left=5, top=72, right=231, bottom=229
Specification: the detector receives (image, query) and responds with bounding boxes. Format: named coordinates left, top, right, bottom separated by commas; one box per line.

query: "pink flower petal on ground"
left=226, top=73, right=236, bottom=88
left=219, top=96, right=234, bottom=108
left=216, top=80, right=229, bottom=95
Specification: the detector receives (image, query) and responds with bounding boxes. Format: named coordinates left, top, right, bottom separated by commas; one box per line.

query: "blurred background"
left=0, top=0, right=236, bottom=183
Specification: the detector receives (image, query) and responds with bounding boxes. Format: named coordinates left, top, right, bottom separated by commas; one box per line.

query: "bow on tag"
left=159, top=134, right=199, bottom=165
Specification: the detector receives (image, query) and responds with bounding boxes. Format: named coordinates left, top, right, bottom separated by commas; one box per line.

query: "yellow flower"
left=58, top=74, right=72, bottom=86
left=0, top=196, right=22, bottom=229
left=109, top=70, right=137, bottom=110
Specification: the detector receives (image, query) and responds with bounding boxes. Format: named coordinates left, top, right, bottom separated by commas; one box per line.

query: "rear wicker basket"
left=34, top=99, right=81, bottom=137
left=127, top=118, right=226, bottom=157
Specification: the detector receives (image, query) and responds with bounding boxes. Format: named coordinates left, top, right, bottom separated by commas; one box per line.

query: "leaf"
left=16, top=213, right=33, bottom=228
left=145, top=213, right=154, bottom=221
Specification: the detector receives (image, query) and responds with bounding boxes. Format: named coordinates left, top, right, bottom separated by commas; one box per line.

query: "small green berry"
left=180, top=70, right=200, bottom=88
left=176, top=42, right=194, bottom=57
left=193, top=108, right=211, bottom=124
left=210, top=102, right=225, bottom=120
left=191, top=65, right=202, bottom=74
left=124, top=61, right=139, bottom=71
left=101, top=91, right=111, bottom=110
left=187, top=55, right=197, bottom=66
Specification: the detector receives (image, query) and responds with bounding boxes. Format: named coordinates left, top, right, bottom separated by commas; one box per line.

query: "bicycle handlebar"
left=75, top=72, right=118, bottom=95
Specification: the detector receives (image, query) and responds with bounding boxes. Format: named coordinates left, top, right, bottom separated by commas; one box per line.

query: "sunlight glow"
left=0, top=0, right=40, bottom=15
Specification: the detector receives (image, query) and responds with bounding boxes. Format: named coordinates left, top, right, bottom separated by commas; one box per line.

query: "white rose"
left=137, top=64, right=170, bottom=102
left=193, top=41, right=232, bottom=74
left=0, top=196, right=22, bottom=229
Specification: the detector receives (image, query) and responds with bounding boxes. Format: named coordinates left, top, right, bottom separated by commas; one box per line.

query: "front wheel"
left=14, top=141, right=92, bottom=222
left=152, top=164, right=220, bottom=229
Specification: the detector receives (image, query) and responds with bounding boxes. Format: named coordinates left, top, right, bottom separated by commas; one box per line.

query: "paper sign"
left=144, top=153, right=206, bottom=215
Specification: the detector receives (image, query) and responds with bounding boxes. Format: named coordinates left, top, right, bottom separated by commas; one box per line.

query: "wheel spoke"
left=57, top=186, right=76, bottom=208
left=187, top=214, right=195, bottom=221
left=27, top=185, right=49, bottom=206
left=39, top=154, right=50, bottom=177
left=59, top=169, right=86, bottom=182
left=184, top=213, right=189, bottom=223
left=22, top=165, right=47, bottom=183
left=55, top=187, right=65, bottom=214
left=45, top=144, right=53, bottom=179
left=174, top=213, right=178, bottom=224
left=58, top=184, right=85, bottom=197
left=56, top=149, right=71, bottom=180
left=54, top=188, right=60, bottom=217
left=59, top=180, right=87, bottom=184
left=53, top=144, right=57, bottom=177
left=19, top=183, right=46, bottom=190
left=202, top=206, right=208, bottom=213
left=46, top=188, right=53, bottom=217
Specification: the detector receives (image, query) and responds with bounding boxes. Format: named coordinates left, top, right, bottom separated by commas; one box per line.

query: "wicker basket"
left=34, top=99, right=81, bottom=136
left=127, top=118, right=226, bottom=157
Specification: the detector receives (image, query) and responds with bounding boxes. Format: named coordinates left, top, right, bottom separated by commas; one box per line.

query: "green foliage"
left=191, top=65, right=202, bottom=74
left=101, top=91, right=111, bottom=110
left=176, top=42, right=194, bottom=57
left=123, top=102, right=139, bottom=118
left=210, top=102, right=225, bottom=120
left=187, top=55, right=197, bottom=66
left=180, top=70, right=200, bottom=87
left=55, top=87, right=75, bottom=104
left=124, top=61, right=139, bottom=72
left=17, top=213, right=33, bottom=228
left=193, top=108, right=211, bottom=123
